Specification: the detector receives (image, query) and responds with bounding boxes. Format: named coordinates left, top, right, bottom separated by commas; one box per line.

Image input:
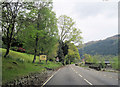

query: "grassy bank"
left=1, top=48, right=62, bottom=84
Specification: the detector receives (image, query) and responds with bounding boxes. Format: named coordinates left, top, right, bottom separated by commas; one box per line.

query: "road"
left=44, top=64, right=118, bottom=86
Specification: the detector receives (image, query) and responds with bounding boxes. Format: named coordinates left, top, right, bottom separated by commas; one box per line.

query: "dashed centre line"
left=75, top=71, right=78, bottom=74
left=71, top=66, right=93, bottom=85
left=84, top=79, right=93, bottom=85
left=79, top=74, right=83, bottom=77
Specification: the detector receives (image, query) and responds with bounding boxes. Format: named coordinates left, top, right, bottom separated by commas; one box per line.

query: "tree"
left=92, top=56, right=99, bottom=66
left=47, top=42, right=59, bottom=61
left=84, top=54, right=93, bottom=63
left=101, top=58, right=105, bottom=68
left=57, top=41, right=64, bottom=62
left=58, top=15, right=82, bottom=44
left=57, top=15, right=82, bottom=64
left=110, top=56, right=118, bottom=70
left=18, top=1, right=58, bottom=63
left=2, top=1, right=23, bottom=57
left=66, top=43, right=80, bottom=64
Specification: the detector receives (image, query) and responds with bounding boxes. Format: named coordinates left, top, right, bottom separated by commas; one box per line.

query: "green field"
left=1, top=48, right=62, bottom=84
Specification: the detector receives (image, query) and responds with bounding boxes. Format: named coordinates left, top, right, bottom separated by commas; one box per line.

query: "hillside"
left=79, top=34, right=119, bottom=56
left=1, top=48, right=62, bottom=84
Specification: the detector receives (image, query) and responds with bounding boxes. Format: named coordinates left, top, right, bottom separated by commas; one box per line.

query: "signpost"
left=40, top=55, right=47, bottom=60
left=39, top=55, right=47, bottom=64
left=56, top=57, right=59, bottom=62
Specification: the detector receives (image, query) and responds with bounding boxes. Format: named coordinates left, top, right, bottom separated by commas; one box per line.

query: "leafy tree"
left=66, top=43, right=80, bottom=64
left=57, top=15, right=82, bottom=64
left=57, top=40, right=68, bottom=64
left=2, top=1, right=23, bottom=57
left=110, top=56, right=118, bottom=70
left=92, top=56, right=99, bottom=66
left=57, top=41, right=64, bottom=62
left=47, top=43, right=59, bottom=61
left=101, top=58, right=105, bottom=68
left=18, top=1, right=58, bottom=63
left=84, top=54, right=93, bottom=63
left=58, top=15, right=82, bottom=44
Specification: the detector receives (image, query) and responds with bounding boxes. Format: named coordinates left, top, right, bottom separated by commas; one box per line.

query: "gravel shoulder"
left=3, top=66, right=64, bottom=86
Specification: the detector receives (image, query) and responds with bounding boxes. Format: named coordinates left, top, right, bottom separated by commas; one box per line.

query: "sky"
left=53, top=0, right=119, bottom=43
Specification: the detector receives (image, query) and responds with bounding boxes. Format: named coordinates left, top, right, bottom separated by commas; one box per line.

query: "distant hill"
left=79, top=34, right=120, bottom=56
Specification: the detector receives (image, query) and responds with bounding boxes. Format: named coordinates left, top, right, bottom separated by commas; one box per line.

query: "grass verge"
left=1, top=48, right=62, bottom=84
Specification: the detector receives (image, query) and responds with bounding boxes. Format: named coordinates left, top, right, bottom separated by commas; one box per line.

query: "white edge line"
left=42, top=75, right=54, bottom=86
left=79, top=74, right=83, bottom=77
left=84, top=79, right=93, bottom=85
left=41, top=69, right=60, bottom=87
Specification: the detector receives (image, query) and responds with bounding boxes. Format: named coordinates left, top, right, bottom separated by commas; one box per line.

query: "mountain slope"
left=79, top=34, right=119, bottom=56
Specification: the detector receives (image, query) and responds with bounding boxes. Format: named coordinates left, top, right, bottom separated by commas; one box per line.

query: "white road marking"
left=104, top=75, right=106, bottom=76
left=71, top=67, right=73, bottom=69
left=41, top=69, right=61, bottom=87
left=79, top=74, right=83, bottom=77
left=84, top=79, right=93, bottom=85
left=72, top=66, right=93, bottom=85
left=42, top=75, right=54, bottom=87
left=71, top=67, right=74, bottom=71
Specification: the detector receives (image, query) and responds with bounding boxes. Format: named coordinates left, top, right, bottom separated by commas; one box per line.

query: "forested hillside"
left=79, top=34, right=120, bottom=56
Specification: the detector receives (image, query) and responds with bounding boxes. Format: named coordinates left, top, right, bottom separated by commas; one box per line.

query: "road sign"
left=40, top=55, right=47, bottom=60
left=56, top=57, right=59, bottom=62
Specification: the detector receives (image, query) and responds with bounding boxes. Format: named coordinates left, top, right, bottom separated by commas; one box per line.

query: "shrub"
left=17, top=47, right=25, bottom=53
left=10, top=47, right=18, bottom=51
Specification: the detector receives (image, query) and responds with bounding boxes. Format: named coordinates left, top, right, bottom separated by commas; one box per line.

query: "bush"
left=110, top=57, right=118, bottom=70
left=48, top=58, right=55, bottom=61
left=10, top=47, right=18, bottom=51
left=17, top=47, right=25, bottom=53
left=78, top=63, right=83, bottom=66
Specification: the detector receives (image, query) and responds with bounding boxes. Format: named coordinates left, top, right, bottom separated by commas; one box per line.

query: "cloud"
left=79, top=14, right=118, bottom=43
left=53, top=0, right=76, bottom=18
left=73, top=2, right=118, bottom=19
left=53, top=0, right=118, bottom=43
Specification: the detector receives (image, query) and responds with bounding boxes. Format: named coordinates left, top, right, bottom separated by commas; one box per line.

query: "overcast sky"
left=53, top=0, right=118, bottom=43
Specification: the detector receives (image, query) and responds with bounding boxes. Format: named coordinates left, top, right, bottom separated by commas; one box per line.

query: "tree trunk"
left=33, top=10, right=40, bottom=63
left=4, top=43, right=10, bottom=58
left=4, top=24, right=14, bottom=58
left=33, top=52, right=37, bottom=63
left=32, top=35, right=38, bottom=63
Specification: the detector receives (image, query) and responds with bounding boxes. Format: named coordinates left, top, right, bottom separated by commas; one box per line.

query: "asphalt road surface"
left=44, top=64, right=118, bottom=86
